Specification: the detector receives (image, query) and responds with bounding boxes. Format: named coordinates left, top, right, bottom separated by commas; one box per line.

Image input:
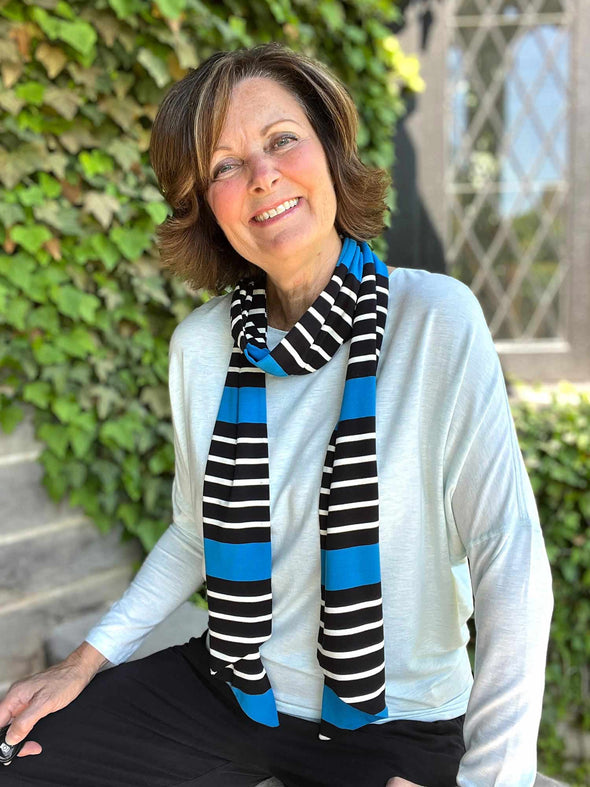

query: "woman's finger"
left=16, top=740, right=43, bottom=758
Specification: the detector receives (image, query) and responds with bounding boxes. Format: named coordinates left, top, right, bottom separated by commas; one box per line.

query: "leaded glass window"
left=446, top=0, right=571, bottom=341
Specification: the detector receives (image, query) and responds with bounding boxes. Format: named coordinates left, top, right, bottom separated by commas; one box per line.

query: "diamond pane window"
left=447, top=0, right=570, bottom=340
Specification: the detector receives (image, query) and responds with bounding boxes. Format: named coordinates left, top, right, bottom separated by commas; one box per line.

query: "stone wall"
left=0, top=410, right=142, bottom=694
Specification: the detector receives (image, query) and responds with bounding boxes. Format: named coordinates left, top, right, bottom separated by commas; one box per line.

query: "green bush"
left=512, top=389, right=590, bottom=786
left=0, top=0, right=422, bottom=550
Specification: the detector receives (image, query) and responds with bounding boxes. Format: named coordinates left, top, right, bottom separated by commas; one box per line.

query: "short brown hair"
left=149, top=43, right=390, bottom=293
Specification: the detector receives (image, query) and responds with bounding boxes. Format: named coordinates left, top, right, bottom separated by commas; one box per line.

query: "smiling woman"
left=204, top=77, right=342, bottom=330
left=148, top=44, right=389, bottom=296
left=0, top=43, right=553, bottom=787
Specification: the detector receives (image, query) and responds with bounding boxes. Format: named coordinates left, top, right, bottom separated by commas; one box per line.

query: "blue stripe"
left=218, top=386, right=266, bottom=424
left=361, top=240, right=388, bottom=278
left=245, top=343, right=288, bottom=376
left=256, top=353, right=288, bottom=376
left=204, top=539, right=271, bottom=582
left=244, top=343, right=267, bottom=362
left=321, top=543, right=381, bottom=591
left=348, top=240, right=363, bottom=282
left=339, top=376, right=376, bottom=421
left=321, top=685, right=387, bottom=730
left=230, top=685, right=279, bottom=727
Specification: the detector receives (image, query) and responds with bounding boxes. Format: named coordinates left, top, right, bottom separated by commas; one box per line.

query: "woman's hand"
left=0, top=642, right=107, bottom=759
left=386, top=779, right=425, bottom=787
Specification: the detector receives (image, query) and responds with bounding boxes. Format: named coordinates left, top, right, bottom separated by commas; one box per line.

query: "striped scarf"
left=203, top=237, right=389, bottom=739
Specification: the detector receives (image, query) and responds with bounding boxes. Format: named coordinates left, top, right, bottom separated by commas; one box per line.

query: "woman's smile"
left=250, top=197, right=301, bottom=225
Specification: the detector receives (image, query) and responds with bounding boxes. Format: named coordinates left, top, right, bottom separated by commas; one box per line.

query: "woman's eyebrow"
left=213, top=118, right=303, bottom=153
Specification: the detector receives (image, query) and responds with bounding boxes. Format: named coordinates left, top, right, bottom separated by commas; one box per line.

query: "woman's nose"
left=247, top=153, right=281, bottom=193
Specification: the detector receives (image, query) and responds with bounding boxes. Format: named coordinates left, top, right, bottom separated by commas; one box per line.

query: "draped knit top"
left=86, top=267, right=553, bottom=787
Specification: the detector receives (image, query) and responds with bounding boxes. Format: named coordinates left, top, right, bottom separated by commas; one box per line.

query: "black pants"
left=2, top=634, right=465, bottom=787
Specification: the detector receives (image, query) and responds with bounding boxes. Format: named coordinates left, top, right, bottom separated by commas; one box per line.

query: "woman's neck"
left=265, top=236, right=342, bottom=331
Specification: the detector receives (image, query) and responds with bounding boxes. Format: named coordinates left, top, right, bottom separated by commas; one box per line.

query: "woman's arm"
left=85, top=334, right=204, bottom=663
left=84, top=516, right=204, bottom=664
left=443, top=287, right=553, bottom=786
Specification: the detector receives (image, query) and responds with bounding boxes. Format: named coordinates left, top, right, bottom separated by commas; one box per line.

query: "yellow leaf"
left=83, top=191, right=121, bottom=229
left=1, top=61, right=23, bottom=89
left=0, top=39, right=20, bottom=63
left=60, top=127, right=99, bottom=155
left=0, top=88, right=25, bottom=115
left=84, top=10, right=120, bottom=47
left=43, top=86, right=83, bottom=120
left=98, top=96, right=141, bottom=131
left=35, top=43, right=67, bottom=78
left=44, top=237, right=62, bottom=260
left=9, top=25, right=33, bottom=62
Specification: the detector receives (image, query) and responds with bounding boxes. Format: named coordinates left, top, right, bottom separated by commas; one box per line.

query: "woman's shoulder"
left=170, top=290, right=232, bottom=354
left=387, top=266, right=484, bottom=328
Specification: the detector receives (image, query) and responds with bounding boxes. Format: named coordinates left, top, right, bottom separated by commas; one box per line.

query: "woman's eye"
left=273, top=134, right=297, bottom=149
left=213, top=161, right=237, bottom=179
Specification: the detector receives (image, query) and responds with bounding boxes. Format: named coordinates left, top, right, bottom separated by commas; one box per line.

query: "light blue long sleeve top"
left=86, top=267, right=553, bottom=786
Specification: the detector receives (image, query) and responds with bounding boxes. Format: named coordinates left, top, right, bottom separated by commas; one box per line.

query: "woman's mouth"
left=251, top=198, right=301, bottom=225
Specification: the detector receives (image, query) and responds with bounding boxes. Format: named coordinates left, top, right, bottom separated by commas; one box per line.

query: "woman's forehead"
left=222, top=77, right=305, bottom=128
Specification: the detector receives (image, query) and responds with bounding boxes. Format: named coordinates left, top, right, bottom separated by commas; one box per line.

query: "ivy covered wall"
left=0, top=0, right=422, bottom=550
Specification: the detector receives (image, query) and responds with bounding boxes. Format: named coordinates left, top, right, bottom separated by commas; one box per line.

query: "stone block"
left=0, top=459, right=76, bottom=538
left=0, top=566, right=135, bottom=685
left=46, top=601, right=209, bottom=665
left=0, top=520, right=141, bottom=604
left=0, top=410, right=40, bottom=458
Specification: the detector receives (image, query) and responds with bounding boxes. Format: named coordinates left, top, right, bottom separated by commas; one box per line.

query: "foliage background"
left=1, top=0, right=587, bottom=782
left=0, top=0, right=422, bottom=549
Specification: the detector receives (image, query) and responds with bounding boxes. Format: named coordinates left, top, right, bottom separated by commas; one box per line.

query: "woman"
left=0, top=44, right=553, bottom=787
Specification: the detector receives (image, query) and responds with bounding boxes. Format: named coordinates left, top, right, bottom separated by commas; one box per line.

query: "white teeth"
left=254, top=198, right=299, bottom=222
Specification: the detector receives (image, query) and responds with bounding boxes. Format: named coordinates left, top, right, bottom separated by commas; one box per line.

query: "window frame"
left=388, top=0, right=590, bottom=382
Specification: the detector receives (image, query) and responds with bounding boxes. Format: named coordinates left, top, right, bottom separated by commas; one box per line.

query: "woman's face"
left=206, top=77, right=341, bottom=283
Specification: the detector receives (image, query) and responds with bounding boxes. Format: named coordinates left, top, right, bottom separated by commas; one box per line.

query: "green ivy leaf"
left=17, top=185, right=45, bottom=207
left=52, top=397, right=82, bottom=424
left=28, top=304, right=61, bottom=333
left=106, top=139, right=141, bottom=170
left=137, top=48, right=171, bottom=89
left=23, top=380, right=52, bottom=409
left=68, top=424, right=96, bottom=458
left=110, top=226, right=153, bottom=261
left=79, top=150, right=115, bottom=178
left=11, top=224, right=52, bottom=254
left=148, top=442, right=174, bottom=475
left=31, top=338, right=67, bottom=365
left=33, top=202, right=82, bottom=236
left=155, top=0, right=187, bottom=19
left=31, top=9, right=97, bottom=57
left=3, top=296, right=29, bottom=330
left=38, top=173, right=62, bottom=198
left=100, top=414, right=141, bottom=451
left=122, top=453, right=142, bottom=501
left=50, top=285, right=100, bottom=323
left=0, top=202, right=25, bottom=227
left=0, top=401, right=24, bottom=433
left=38, top=422, right=69, bottom=458
left=15, top=82, right=46, bottom=106
left=145, top=202, right=169, bottom=225
left=107, top=0, right=145, bottom=20
left=90, top=234, right=120, bottom=271
left=54, top=327, right=97, bottom=358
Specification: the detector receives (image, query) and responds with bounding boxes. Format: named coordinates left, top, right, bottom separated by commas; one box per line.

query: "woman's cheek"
left=207, top=179, right=242, bottom=227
